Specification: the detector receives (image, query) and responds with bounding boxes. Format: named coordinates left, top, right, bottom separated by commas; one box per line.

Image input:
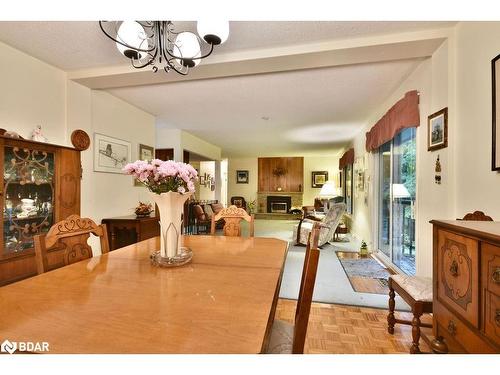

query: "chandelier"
left=99, top=21, right=229, bottom=75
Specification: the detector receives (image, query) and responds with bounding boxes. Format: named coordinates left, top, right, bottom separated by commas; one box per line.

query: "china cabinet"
left=0, top=136, right=81, bottom=285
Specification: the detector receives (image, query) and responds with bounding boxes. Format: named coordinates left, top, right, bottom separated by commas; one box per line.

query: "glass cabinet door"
left=3, top=146, right=55, bottom=256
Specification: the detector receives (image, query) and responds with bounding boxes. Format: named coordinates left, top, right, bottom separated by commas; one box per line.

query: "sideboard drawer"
left=484, top=291, right=500, bottom=347
left=437, top=229, right=479, bottom=327
left=435, top=300, right=494, bottom=353
left=482, top=243, right=500, bottom=296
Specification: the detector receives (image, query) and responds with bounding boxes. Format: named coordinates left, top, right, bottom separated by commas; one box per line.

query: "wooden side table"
left=101, top=215, right=160, bottom=251
left=333, top=225, right=349, bottom=241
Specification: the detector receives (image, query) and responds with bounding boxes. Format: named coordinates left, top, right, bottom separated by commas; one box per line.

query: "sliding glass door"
left=377, top=128, right=416, bottom=275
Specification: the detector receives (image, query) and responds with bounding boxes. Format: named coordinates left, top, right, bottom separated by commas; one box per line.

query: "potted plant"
left=359, top=240, right=369, bottom=258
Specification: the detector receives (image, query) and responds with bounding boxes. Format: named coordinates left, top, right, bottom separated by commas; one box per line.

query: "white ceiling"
left=0, top=21, right=453, bottom=158
left=109, top=59, right=422, bottom=157
left=0, top=21, right=454, bottom=70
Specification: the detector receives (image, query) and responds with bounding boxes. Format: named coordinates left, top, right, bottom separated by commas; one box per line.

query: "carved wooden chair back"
left=210, top=205, right=255, bottom=237
left=34, top=215, right=109, bottom=274
left=460, top=211, right=494, bottom=221
left=292, top=222, right=320, bottom=354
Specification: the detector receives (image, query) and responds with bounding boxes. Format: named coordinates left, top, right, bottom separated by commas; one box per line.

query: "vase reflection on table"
left=123, top=159, right=198, bottom=267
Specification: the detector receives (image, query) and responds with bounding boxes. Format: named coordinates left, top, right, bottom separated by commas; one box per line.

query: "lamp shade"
left=392, top=183, right=410, bottom=199
left=319, top=181, right=339, bottom=197
left=174, top=32, right=201, bottom=67
left=116, top=21, right=148, bottom=59
left=197, top=21, right=229, bottom=45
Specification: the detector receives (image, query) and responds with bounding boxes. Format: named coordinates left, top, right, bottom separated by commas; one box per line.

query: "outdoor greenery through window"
left=377, top=127, right=416, bottom=275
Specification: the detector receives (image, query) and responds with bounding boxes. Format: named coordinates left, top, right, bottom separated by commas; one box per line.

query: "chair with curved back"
left=266, top=222, right=321, bottom=354
left=210, top=205, right=255, bottom=237
left=293, top=202, right=346, bottom=247
left=33, top=214, right=109, bottom=274
left=230, top=196, right=247, bottom=211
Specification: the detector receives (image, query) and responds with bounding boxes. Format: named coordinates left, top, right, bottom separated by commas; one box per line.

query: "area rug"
left=243, top=219, right=410, bottom=310
left=336, top=251, right=392, bottom=295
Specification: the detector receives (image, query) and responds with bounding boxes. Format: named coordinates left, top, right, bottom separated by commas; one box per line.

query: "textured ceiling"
left=109, top=59, right=422, bottom=157
left=0, top=21, right=454, bottom=70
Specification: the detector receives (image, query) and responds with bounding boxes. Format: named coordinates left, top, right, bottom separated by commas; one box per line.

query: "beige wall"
left=0, top=40, right=156, bottom=255
left=303, top=156, right=341, bottom=206
left=0, top=41, right=67, bottom=143
left=227, top=156, right=339, bottom=208
left=454, top=22, right=500, bottom=218
left=227, top=158, right=259, bottom=204
left=348, top=40, right=452, bottom=277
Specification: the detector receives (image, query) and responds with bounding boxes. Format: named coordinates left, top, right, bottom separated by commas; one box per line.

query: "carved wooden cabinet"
left=431, top=220, right=500, bottom=353
left=101, top=215, right=159, bottom=251
left=0, top=136, right=81, bottom=285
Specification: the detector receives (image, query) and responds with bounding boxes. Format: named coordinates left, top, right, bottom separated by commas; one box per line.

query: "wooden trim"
left=0, top=135, right=79, bottom=151
left=430, top=220, right=500, bottom=245
left=492, top=53, right=500, bottom=171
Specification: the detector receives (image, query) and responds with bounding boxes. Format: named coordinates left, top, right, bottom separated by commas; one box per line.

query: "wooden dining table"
left=0, top=235, right=289, bottom=354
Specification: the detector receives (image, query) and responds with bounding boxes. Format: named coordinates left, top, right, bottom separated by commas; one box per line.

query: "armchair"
left=293, top=203, right=346, bottom=247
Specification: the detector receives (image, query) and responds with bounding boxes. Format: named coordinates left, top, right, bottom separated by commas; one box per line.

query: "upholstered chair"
left=293, top=203, right=346, bottom=247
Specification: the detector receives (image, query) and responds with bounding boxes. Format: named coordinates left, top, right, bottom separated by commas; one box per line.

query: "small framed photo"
left=199, top=175, right=206, bottom=186
left=428, top=108, right=448, bottom=151
left=236, top=170, right=249, bottom=184
left=312, top=171, right=328, bottom=188
left=94, top=133, right=131, bottom=174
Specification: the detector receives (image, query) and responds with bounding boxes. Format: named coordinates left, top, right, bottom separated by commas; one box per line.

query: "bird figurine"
left=31, top=125, right=48, bottom=143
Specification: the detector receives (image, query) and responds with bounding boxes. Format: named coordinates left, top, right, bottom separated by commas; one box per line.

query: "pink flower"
left=177, top=186, right=186, bottom=194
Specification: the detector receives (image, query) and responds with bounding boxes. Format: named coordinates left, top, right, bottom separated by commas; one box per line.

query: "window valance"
left=339, top=148, right=354, bottom=170
left=365, top=90, right=420, bottom=152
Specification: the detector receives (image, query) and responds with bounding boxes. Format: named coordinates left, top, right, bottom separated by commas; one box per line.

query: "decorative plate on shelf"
left=71, top=129, right=91, bottom=150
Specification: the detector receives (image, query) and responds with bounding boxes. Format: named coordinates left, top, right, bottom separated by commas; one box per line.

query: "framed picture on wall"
left=236, top=170, right=249, bottom=184
left=492, top=53, right=500, bottom=170
left=427, top=107, right=448, bottom=151
left=134, top=144, right=155, bottom=186
left=311, top=171, right=328, bottom=188
left=94, top=133, right=131, bottom=174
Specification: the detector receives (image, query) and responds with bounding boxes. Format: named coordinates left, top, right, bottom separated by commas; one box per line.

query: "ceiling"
left=109, top=58, right=422, bottom=157
left=0, top=21, right=455, bottom=71
left=0, top=21, right=455, bottom=158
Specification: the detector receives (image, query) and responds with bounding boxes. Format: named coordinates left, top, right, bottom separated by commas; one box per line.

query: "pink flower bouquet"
left=123, top=159, right=198, bottom=194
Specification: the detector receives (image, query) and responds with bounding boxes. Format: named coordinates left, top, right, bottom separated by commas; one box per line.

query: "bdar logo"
left=1, top=339, right=17, bottom=354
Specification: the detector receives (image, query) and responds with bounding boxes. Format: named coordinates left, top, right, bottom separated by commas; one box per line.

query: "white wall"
left=227, top=156, right=339, bottom=207
left=454, top=22, right=500, bottom=219
left=348, top=40, right=452, bottom=277
left=227, top=158, right=259, bottom=204
left=0, top=40, right=156, bottom=255
left=303, top=156, right=341, bottom=206
left=0, top=41, right=67, bottom=143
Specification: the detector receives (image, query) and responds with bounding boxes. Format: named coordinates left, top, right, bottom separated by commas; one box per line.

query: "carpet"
left=244, top=219, right=410, bottom=311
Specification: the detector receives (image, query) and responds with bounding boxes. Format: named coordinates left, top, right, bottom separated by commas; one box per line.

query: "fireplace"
left=267, top=196, right=292, bottom=213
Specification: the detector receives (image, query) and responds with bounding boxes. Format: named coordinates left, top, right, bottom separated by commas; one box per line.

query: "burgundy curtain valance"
left=365, top=90, right=420, bottom=152
left=339, top=148, right=355, bottom=170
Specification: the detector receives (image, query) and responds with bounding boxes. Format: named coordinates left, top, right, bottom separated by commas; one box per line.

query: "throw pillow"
left=204, top=204, right=214, bottom=219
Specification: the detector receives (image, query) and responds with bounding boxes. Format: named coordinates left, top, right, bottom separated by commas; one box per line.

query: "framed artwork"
left=427, top=108, right=448, bottom=151
left=492, top=54, right=500, bottom=170
left=311, top=171, right=328, bottom=188
left=236, top=170, right=249, bottom=184
left=134, top=144, right=154, bottom=186
left=94, top=133, right=131, bottom=174
left=199, top=175, right=206, bottom=186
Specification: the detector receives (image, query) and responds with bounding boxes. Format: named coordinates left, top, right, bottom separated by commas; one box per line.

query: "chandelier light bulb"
left=197, top=21, right=229, bottom=45
left=115, top=21, right=147, bottom=59
left=174, top=32, right=202, bottom=67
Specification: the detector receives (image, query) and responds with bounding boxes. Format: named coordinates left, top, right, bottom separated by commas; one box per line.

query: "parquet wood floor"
left=276, top=299, right=432, bottom=354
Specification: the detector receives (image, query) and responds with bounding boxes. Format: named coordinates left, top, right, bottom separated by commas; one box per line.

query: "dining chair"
left=33, top=214, right=109, bottom=274
left=210, top=205, right=255, bottom=237
left=266, top=222, right=321, bottom=354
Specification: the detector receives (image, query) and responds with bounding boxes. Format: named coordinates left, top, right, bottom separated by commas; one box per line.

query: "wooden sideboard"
left=430, top=220, right=500, bottom=353
left=101, top=215, right=159, bottom=251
